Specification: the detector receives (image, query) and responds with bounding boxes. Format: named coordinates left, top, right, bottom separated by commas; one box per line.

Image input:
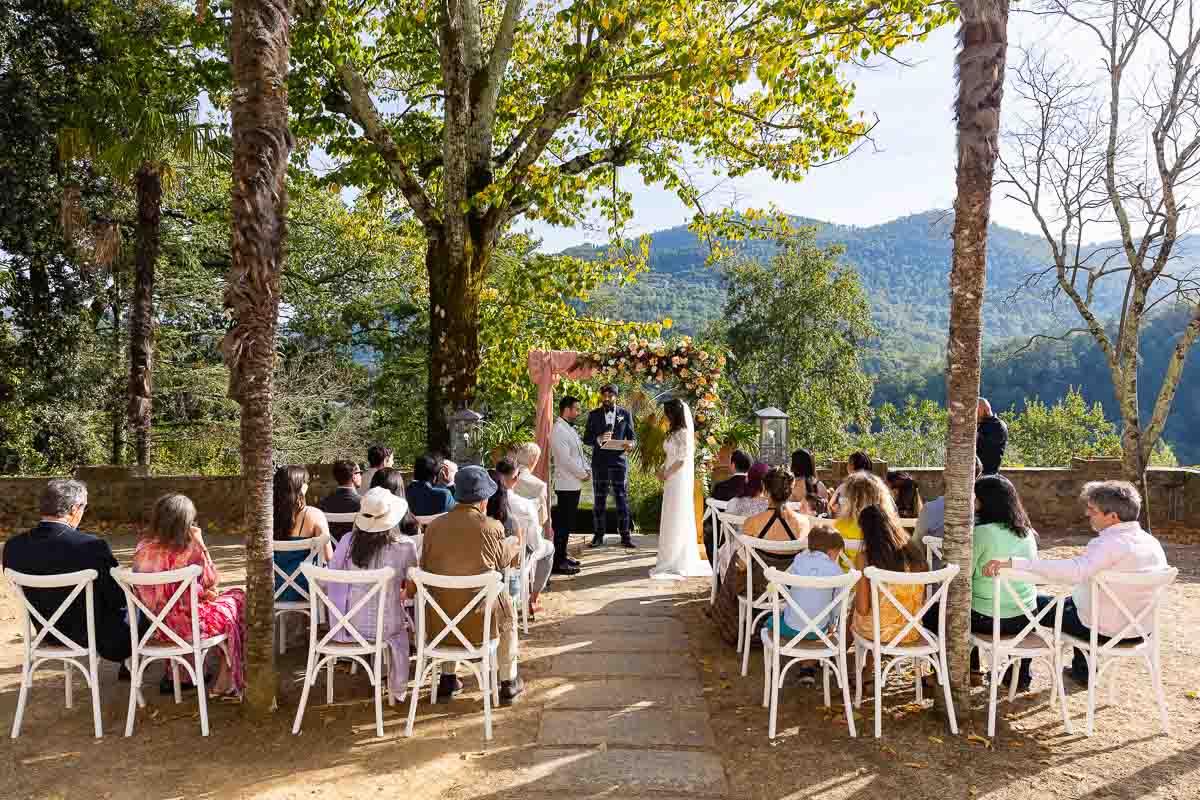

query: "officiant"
left=582, top=383, right=637, bottom=548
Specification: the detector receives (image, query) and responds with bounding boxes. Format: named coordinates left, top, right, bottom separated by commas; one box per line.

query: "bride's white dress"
left=651, top=403, right=713, bottom=580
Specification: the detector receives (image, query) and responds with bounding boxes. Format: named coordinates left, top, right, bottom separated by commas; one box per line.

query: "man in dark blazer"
left=582, top=384, right=637, bottom=548
left=704, top=449, right=751, bottom=562
left=2, top=479, right=133, bottom=666
left=318, top=459, right=362, bottom=542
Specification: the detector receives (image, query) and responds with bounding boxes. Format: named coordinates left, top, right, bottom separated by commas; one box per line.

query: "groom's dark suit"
left=582, top=404, right=637, bottom=543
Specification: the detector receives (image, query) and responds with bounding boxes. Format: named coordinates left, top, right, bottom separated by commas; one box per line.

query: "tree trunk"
left=944, top=0, right=1008, bottom=722
left=128, top=163, right=160, bottom=468
left=225, top=0, right=292, bottom=719
left=425, top=229, right=490, bottom=454
left=109, top=281, right=125, bottom=465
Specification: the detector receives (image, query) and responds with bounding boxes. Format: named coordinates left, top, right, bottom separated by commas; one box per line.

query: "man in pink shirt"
left=983, top=480, right=1168, bottom=685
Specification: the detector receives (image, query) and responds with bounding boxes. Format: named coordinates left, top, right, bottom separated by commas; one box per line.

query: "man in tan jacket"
left=418, top=465, right=524, bottom=704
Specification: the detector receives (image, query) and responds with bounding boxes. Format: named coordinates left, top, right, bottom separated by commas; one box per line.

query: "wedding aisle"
left=511, top=534, right=730, bottom=798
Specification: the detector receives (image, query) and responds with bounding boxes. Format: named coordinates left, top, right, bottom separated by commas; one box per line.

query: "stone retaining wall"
left=3, top=459, right=1200, bottom=544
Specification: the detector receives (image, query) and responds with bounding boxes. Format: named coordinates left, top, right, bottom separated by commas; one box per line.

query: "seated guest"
left=490, top=464, right=553, bottom=620
left=967, top=475, right=1038, bottom=690
left=912, top=456, right=983, bottom=551
left=132, top=494, right=247, bottom=697
left=407, top=453, right=456, bottom=516
left=705, top=449, right=751, bottom=562
left=829, top=450, right=873, bottom=510
left=367, top=468, right=423, bottom=539
left=833, top=472, right=900, bottom=550
left=318, top=459, right=363, bottom=542
left=327, top=487, right=417, bottom=701
left=984, top=480, right=1169, bottom=686
left=273, top=466, right=334, bottom=605
left=766, top=526, right=847, bottom=686
left=852, top=505, right=928, bottom=652
left=726, top=462, right=771, bottom=518
left=712, top=449, right=752, bottom=502
left=506, top=442, right=561, bottom=573
left=2, top=479, right=133, bottom=670
left=360, top=444, right=394, bottom=496
left=416, top=466, right=524, bottom=704
left=436, top=458, right=458, bottom=491
left=886, top=471, right=924, bottom=519
left=712, top=468, right=810, bottom=646
left=789, top=448, right=828, bottom=515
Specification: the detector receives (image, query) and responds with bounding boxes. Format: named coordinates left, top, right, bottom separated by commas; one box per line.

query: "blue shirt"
left=782, top=550, right=846, bottom=634
left=406, top=480, right=456, bottom=516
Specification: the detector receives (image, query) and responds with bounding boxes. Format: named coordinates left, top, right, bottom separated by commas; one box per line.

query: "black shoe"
left=565, top=556, right=581, bottom=567
left=499, top=676, right=526, bottom=705
left=589, top=537, right=605, bottom=548
left=621, top=537, right=636, bottom=549
left=118, top=664, right=131, bottom=682
left=159, top=670, right=214, bottom=695
left=438, top=674, right=464, bottom=698
left=1064, top=667, right=1090, bottom=688
left=552, top=562, right=580, bottom=576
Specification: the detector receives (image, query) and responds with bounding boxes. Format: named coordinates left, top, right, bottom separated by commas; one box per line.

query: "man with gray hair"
left=983, top=480, right=1169, bottom=685
left=2, top=479, right=134, bottom=667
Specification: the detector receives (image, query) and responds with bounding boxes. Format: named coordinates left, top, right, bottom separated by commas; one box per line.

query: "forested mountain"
left=563, top=211, right=1200, bottom=463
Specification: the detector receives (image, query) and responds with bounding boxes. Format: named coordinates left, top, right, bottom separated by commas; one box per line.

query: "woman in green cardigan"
left=971, top=475, right=1038, bottom=690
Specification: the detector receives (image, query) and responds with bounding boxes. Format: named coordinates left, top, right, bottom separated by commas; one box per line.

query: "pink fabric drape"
left=528, top=349, right=596, bottom=487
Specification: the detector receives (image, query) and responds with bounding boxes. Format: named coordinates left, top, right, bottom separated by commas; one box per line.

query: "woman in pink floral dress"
left=132, top=494, right=247, bottom=697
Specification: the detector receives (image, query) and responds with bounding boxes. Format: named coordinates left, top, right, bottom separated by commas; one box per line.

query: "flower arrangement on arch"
left=577, top=335, right=728, bottom=469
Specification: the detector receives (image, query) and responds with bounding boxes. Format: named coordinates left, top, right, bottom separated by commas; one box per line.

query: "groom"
left=583, top=384, right=637, bottom=548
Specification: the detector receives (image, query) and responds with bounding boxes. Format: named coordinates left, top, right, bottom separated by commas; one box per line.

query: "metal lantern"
left=449, top=408, right=484, bottom=465
left=755, top=407, right=789, bottom=466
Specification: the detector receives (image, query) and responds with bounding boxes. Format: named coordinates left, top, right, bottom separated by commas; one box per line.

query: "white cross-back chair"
left=291, top=564, right=396, bottom=738
left=735, top=533, right=808, bottom=676
left=703, top=498, right=729, bottom=603
left=111, top=565, right=229, bottom=737
left=273, top=533, right=331, bottom=655
left=970, top=568, right=1072, bottom=737
left=837, top=539, right=862, bottom=572
left=323, top=512, right=357, bottom=532
left=923, top=536, right=944, bottom=568
left=760, top=566, right=861, bottom=739
left=898, top=517, right=918, bottom=531
left=6, top=568, right=105, bottom=738
left=710, top=509, right=745, bottom=605
left=853, top=564, right=960, bottom=738
left=405, top=567, right=505, bottom=741
left=1061, top=567, right=1178, bottom=737
left=515, top=531, right=542, bottom=635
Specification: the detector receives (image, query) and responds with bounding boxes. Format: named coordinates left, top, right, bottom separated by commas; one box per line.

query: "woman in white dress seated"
left=503, top=444, right=556, bottom=606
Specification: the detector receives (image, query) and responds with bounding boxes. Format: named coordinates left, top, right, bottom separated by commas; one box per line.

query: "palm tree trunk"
left=944, top=0, right=1009, bottom=720
left=128, top=163, right=160, bottom=468
left=225, top=0, right=293, bottom=719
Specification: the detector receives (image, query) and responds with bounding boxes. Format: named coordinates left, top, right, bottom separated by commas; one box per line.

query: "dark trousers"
left=552, top=490, right=581, bottom=565
left=918, top=607, right=1034, bottom=680
left=592, top=465, right=632, bottom=540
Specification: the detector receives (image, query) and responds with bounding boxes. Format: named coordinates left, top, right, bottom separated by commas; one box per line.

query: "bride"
left=650, top=398, right=713, bottom=580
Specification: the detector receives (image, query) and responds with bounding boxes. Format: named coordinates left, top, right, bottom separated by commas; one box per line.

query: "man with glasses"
left=318, top=459, right=363, bottom=542
left=2, top=479, right=135, bottom=670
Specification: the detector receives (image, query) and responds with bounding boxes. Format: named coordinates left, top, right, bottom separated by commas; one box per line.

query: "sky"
left=520, top=15, right=1100, bottom=252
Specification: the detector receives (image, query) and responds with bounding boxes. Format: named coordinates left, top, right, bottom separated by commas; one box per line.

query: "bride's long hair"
left=663, top=398, right=687, bottom=434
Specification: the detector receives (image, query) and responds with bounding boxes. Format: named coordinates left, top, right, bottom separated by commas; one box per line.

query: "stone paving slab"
left=530, top=631, right=690, bottom=653
left=547, top=614, right=688, bottom=636
left=563, top=596, right=700, bottom=617
left=547, top=651, right=700, bottom=680
left=542, top=678, right=708, bottom=710
left=540, top=709, right=716, bottom=747
left=519, top=747, right=728, bottom=795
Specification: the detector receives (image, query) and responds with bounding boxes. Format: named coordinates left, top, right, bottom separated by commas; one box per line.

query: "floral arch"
left=527, top=336, right=727, bottom=485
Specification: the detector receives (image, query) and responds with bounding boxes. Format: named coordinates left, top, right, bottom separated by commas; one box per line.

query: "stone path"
left=517, top=536, right=729, bottom=799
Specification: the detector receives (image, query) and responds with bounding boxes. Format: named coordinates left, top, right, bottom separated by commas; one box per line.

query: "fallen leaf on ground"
left=928, top=735, right=944, bottom=745
left=1186, top=689, right=1198, bottom=699
left=967, top=733, right=992, bottom=748
left=903, top=761, right=929, bottom=769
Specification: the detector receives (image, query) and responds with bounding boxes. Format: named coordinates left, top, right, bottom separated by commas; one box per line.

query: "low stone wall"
left=3, top=459, right=1200, bottom=544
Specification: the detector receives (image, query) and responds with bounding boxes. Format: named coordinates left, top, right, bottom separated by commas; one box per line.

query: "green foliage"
left=1004, top=388, right=1121, bottom=467
left=472, top=413, right=536, bottom=464
left=715, top=229, right=877, bottom=455
left=865, top=396, right=948, bottom=468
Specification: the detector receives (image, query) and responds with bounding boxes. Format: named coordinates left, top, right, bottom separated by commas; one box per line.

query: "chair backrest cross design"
left=992, top=567, right=1057, bottom=648
left=273, top=534, right=332, bottom=606
left=1087, top=568, right=1178, bottom=653
left=301, top=563, right=394, bottom=654
left=6, top=568, right=105, bottom=738
left=763, top=566, right=860, bottom=654
left=409, top=568, right=503, bottom=656
left=864, top=564, right=960, bottom=652
left=114, top=565, right=204, bottom=652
